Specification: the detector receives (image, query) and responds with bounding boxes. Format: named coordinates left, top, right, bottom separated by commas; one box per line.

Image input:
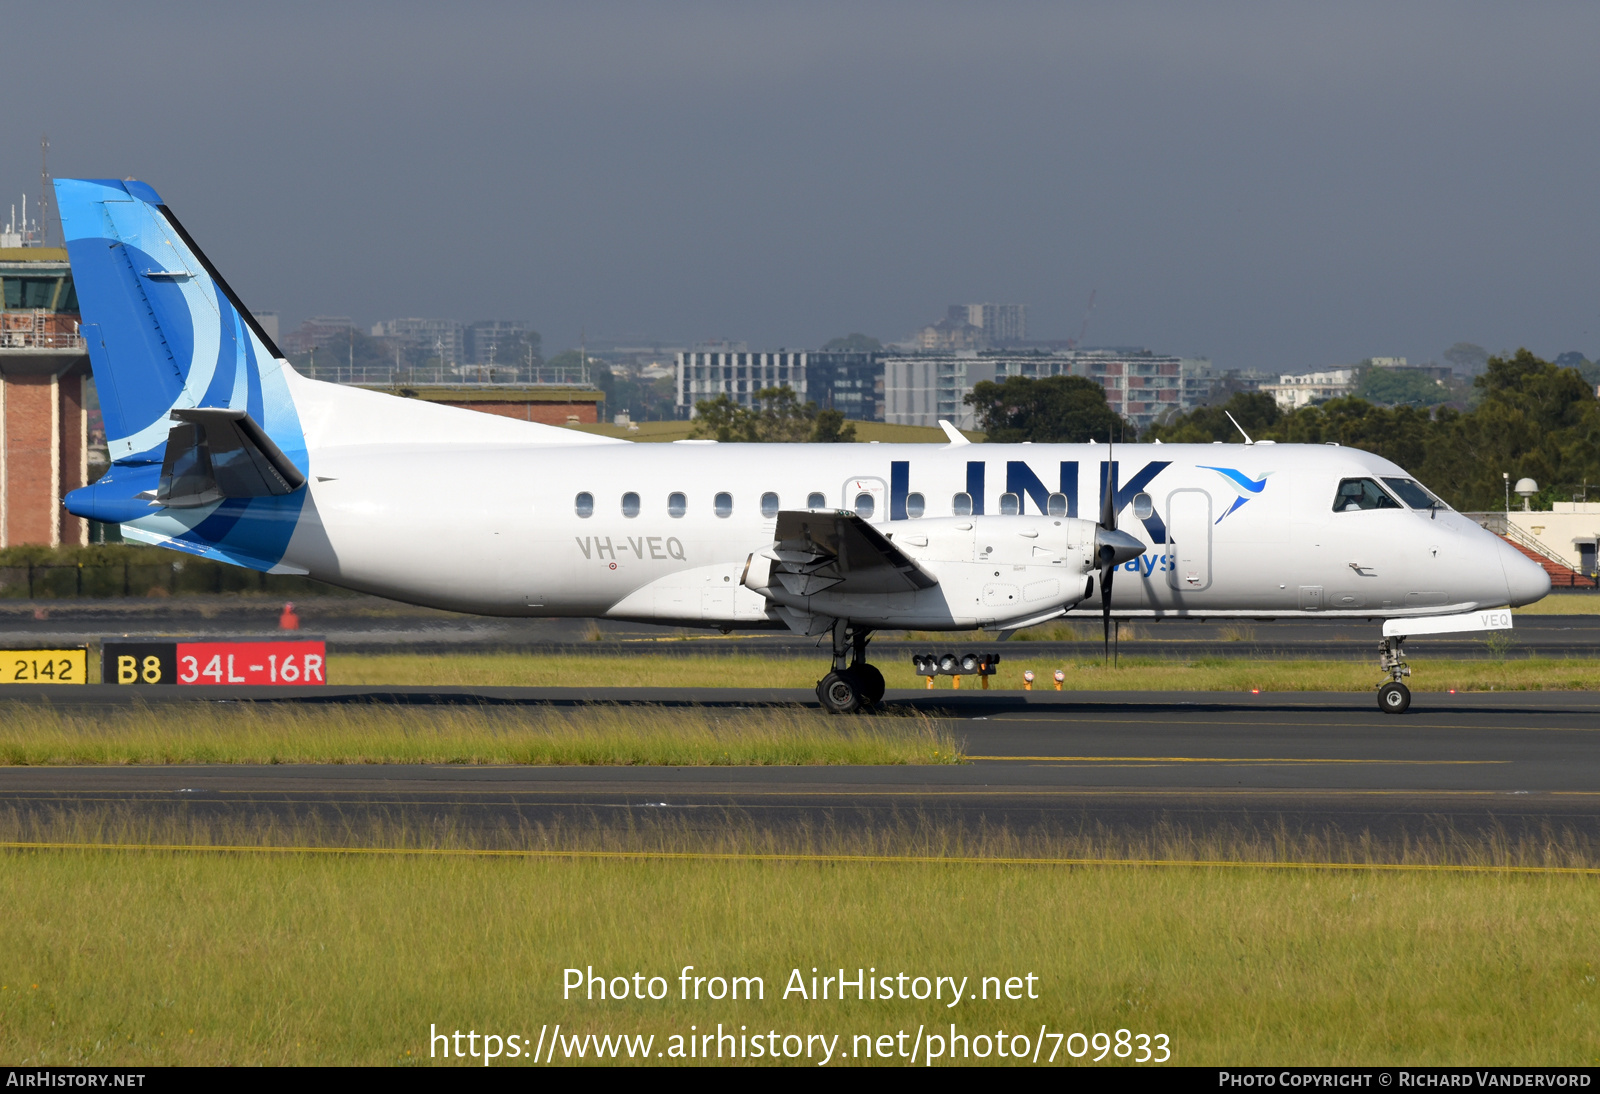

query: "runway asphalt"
left=3, top=686, right=1598, bottom=847
left=3, top=595, right=1600, bottom=657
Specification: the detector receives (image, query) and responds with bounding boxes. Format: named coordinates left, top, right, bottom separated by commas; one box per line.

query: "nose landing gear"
left=1377, top=636, right=1411, bottom=714
left=816, top=620, right=885, bottom=714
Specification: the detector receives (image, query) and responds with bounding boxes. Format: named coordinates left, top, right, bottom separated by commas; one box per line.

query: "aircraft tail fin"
left=53, top=178, right=305, bottom=470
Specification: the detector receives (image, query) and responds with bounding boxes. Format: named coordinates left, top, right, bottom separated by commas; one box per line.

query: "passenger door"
left=1165, top=489, right=1213, bottom=592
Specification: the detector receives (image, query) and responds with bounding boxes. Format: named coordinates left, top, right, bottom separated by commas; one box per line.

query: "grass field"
left=0, top=702, right=958, bottom=766
left=330, top=651, right=1600, bottom=692
left=1, top=837, right=1596, bottom=1066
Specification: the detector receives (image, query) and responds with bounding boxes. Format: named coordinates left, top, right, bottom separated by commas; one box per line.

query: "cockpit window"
left=1381, top=477, right=1448, bottom=511
left=1333, top=478, right=1401, bottom=512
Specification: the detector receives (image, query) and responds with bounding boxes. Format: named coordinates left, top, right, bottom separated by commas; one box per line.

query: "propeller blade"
left=1100, top=544, right=1115, bottom=662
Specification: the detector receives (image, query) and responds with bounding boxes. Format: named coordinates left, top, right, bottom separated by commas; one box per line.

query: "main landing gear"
left=816, top=620, right=885, bottom=714
left=1377, top=635, right=1412, bottom=714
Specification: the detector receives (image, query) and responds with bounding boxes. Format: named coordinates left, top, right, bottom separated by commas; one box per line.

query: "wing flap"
left=767, top=510, right=938, bottom=595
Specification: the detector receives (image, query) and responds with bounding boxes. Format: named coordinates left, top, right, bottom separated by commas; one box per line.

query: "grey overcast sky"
left=6, top=2, right=1598, bottom=370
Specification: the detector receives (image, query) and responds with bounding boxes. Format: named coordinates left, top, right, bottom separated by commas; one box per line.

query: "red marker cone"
left=279, top=602, right=300, bottom=631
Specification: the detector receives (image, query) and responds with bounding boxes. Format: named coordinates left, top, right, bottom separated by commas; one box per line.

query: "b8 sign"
left=103, top=641, right=327, bottom=686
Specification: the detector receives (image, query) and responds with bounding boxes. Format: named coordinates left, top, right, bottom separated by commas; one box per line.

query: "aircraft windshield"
left=1381, top=477, right=1448, bottom=511
left=1333, top=478, right=1401, bottom=512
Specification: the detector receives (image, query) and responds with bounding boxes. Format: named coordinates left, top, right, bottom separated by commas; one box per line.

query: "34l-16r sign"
left=102, top=641, right=327, bottom=686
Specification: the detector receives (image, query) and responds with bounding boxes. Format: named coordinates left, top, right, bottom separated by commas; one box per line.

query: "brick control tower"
left=0, top=240, right=90, bottom=547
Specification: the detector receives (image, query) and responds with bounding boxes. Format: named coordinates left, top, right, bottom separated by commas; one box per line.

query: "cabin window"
left=714, top=492, right=734, bottom=518
left=667, top=492, right=687, bottom=518
left=574, top=492, right=594, bottom=518
left=621, top=492, right=640, bottom=518
left=999, top=492, right=1021, bottom=516
left=1047, top=492, right=1068, bottom=517
left=807, top=491, right=826, bottom=509
left=952, top=492, right=973, bottom=516
left=761, top=492, right=780, bottom=518
left=1382, top=477, right=1447, bottom=511
left=1333, top=478, right=1401, bottom=512
left=855, top=492, right=875, bottom=519
left=906, top=492, right=925, bottom=518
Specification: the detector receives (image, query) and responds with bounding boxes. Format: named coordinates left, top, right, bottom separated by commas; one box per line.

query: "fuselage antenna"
left=1225, top=411, right=1254, bottom=445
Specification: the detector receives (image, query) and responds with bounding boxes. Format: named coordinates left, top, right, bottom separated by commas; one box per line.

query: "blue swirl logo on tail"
left=1199, top=465, right=1271, bottom=522
left=54, top=178, right=308, bottom=573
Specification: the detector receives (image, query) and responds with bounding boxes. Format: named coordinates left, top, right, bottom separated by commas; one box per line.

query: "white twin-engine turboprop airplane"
left=55, top=178, right=1550, bottom=714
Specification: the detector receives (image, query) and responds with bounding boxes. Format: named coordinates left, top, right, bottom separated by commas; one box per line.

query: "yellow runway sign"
left=0, top=649, right=88, bottom=684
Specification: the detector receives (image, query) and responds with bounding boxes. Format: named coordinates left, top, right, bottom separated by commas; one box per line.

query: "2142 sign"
left=102, top=641, right=327, bottom=686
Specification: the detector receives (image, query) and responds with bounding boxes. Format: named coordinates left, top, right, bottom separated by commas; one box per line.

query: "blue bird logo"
left=1199, top=466, right=1271, bottom=522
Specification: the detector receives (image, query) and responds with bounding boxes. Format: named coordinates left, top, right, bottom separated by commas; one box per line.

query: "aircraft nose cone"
left=1499, top=538, right=1551, bottom=607
left=1095, top=526, right=1146, bottom=567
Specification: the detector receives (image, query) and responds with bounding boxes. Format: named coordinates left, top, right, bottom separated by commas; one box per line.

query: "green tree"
left=1143, top=392, right=1281, bottom=444
left=964, top=375, right=1129, bottom=443
left=690, top=394, right=756, bottom=442
left=691, top=387, right=859, bottom=442
left=810, top=407, right=858, bottom=443
left=820, top=333, right=883, bottom=352
left=751, top=386, right=816, bottom=442
left=1146, top=348, right=1600, bottom=512
left=1436, top=349, right=1600, bottom=509
left=1355, top=368, right=1450, bottom=407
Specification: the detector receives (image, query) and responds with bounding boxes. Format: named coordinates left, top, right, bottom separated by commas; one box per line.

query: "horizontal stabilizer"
left=158, top=408, right=307, bottom=509
left=767, top=510, right=937, bottom=596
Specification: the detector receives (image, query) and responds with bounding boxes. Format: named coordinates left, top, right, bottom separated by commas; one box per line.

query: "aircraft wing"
left=764, top=510, right=938, bottom=597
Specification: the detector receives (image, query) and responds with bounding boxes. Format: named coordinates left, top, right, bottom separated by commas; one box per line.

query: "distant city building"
left=914, top=316, right=985, bottom=352
left=1180, top=359, right=1223, bottom=408
left=913, top=303, right=1027, bottom=351
left=884, top=354, right=985, bottom=429
left=675, top=341, right=1196, bottom=428
left=883, top=350, right=1187, bottom=431
left=673, top=349, right=885, bottom=421
left=1367, top=357, right=1407, bottom=369
left=371, top=317, right=466, bottom=366
left=282, top=316, right=355, bottom=357
left=806, top=351, right=883, bottom=421
left=960, top=303, right=1026, bottom=344
left=465, top=320, right=538, bottom=367
left=1260, top=368, right=1358, bottom=410
left=676, top=350, right=807, bottom=414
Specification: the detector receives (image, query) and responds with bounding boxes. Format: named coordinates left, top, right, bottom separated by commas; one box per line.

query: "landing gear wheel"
left=1378, top=681, right=1411, bottom=715
left=817, top=671, right=862, bottom=714
left=853, top=664, right=886, bottom=706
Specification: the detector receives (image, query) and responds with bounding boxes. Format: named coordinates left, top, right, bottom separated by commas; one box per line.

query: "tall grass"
left=4, top=804, right=1597, bottom=871
left=0, top=826, right=1596, bottom=1065
left=0, top=702, right=960, bottom=766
